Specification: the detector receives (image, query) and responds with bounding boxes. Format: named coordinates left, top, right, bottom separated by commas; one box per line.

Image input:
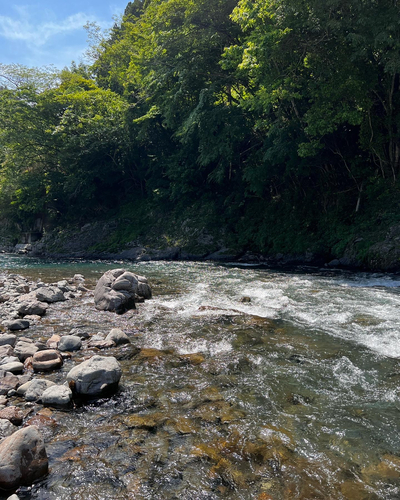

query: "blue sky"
left=0, top=1, right=128, bottom=69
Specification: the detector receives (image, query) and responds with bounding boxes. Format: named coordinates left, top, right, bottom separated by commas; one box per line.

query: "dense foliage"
left=1, top=0, right=400, bottom=257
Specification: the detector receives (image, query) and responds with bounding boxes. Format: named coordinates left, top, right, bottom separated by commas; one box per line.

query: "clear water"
left=1, top=255, right=400, bottom=499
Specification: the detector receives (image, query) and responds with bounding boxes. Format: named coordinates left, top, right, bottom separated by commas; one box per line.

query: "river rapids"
left=1, top=256, right=399, bottom=499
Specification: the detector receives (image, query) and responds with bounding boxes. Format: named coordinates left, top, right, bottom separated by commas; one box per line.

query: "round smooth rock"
left=32, top=350, right=63, bottom=372
left=105, top=328, right=130, bottom=346
left=0, top=335, right=16, bottom=347
left=14, top=341, right=38, bottom=361
left=66, top=355, right=122, bottom=396
left=0, top=425, right=48, bottom=491
left=0, top=362, right=23, bottom=374
left=57, top=335, right=82, bottom=352
left=3, top=320, right=30, bottom=331
left=41, top=385, right=73, bottom=407
left=24, top=379, right=55, bottom=402
left=0, top=371, right=19, bottom=396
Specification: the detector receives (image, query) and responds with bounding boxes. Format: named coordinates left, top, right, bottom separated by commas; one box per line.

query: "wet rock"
left=105, top=328, right=130, bottom=346
left=24, top=379, right=56, bottom=402
left=32, top=350, right=63, bottom=372
left=0, top=371, right=19, bottom=395
left=0, top=425, right=48, bottom=491
left=0, top=419, right=16, bottom=439
left=0, top=346, right=14, bottom=359
left=16, top=300, right=48, bottom=317
left=58, top=335, right=82, bottom=352
left=35, top=286, right=66, bottom=303
left=41, top=385, right=73, bottom=407
left=3, top=319, right=30, bottom=331
left=66, top=355, right=122, bottom=396
left=0, top=407, right=23, bottom=426
left=46, top=334, right=60, bottom=349
left=94, top=269, right=151, bottom=313
left=14, top=341, right=38, bottom=361
left=0, top=335, right=16, bottom=347
left=0, top=362, right=23, bottom=374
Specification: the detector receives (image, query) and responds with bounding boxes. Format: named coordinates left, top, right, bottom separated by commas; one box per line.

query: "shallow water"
left=1, top=256, right=400, bottom=499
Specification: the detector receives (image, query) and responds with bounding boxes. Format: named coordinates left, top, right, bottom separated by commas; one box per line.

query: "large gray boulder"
left=66, top=355, right=122, bottom=396
left=0, top=425, right=48, bottom=491
left=94, top=269, right=151, bottom=313
left=24, top=379, right=56, bottom=402
left=16, top=299, right=48, bottom=317
left=34, top=286, right=66, bottom=303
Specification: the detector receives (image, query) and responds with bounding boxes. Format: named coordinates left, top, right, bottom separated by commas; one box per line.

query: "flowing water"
left=1, top=255, right=400, bottom=499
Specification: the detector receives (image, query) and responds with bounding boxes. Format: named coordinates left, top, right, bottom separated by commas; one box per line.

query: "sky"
left=0, top=1, right=128, bottom=69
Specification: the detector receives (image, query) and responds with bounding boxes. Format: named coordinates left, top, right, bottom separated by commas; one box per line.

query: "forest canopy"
left=1, top=0, right=400, bottom=257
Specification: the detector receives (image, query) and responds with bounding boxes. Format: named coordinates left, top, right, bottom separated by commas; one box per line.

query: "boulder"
left=3, top=320, right=29, bottom=331
left=41, top=385, right=73, bottom=407
left=32, top=350, right=63, bottom=372
left=94, top=269, right=151, bottom=313
left=0, top=362, right=23, bottom=374
left=14, top=341, right=38, bottom=361
left=0, top=335, right=16, bottom=348
left=16, top=300, right=48, bottom=317
left=57, top=335, right=82, bottom=352
left=66, top=355, right=122, bottom=396
left=0, top=346, right=14, bottom=359
left=24, top=379, right=55, bottom=402
left=0, top=407, right=23, bottom=426
left=0, top=425, right=48, bottom=491
left=34, top=286, right=66, bottom=303
left=0, top=419, right=16, bottom=439
left=0, top=371, right=19, bottom=395
left=46, top=334, right=60, bottom=349
left=105, top=328, right=130, bottom=346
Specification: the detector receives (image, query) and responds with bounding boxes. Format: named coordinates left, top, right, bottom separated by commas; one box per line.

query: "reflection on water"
left=1, top=255, right=400, bottom=499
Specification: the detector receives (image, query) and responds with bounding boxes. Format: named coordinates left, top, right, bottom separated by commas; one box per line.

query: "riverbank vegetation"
left=1, top=0, right=400, bottom=262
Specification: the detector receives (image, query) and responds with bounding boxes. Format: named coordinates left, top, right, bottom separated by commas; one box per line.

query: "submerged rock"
left=3, top=320, right=30, bottom=332
left=66, top=355, right=122, bottom=396
left=0, top=425, right=48, bottom=491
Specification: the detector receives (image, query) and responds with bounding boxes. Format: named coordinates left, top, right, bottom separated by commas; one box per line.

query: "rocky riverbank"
left=0, top=269, right=151, bottom=496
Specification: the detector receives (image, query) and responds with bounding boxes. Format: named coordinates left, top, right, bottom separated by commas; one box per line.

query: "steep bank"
left=6, top=198, right=400, bottom=272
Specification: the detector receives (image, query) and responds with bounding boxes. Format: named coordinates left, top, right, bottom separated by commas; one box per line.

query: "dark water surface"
left=1, top=255, right=400, bottom=499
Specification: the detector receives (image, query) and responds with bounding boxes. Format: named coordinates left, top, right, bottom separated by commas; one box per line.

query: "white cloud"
left=0, top=7, right=110, bottom=47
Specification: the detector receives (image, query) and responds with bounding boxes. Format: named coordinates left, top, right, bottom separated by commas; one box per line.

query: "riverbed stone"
left=41, top=385, right=73, bottom=407
left=46, top=334, right=60, bottom=349
left=24, top=379, right=56, bottom=402
left=16, top=300, right=48, bottom=317
left=106, top=328, right=130, bottom=346
left=0, top=335, right=16, bottom=347
left=35, top=286, right=66, bottom=303
left=66, top=355, right=122, bottom=396
left=0, top=407, right=23, bottom=426
left=0, top=425, right=48, bottom=491
left=0, top=346, right=14, bottom=359
left=0, top=371, right=19, bottom=395
left=3, top=319, right=30, bottom=331
left=32, top=350, right=63, bottom=372
left=58, top=335, right=82, bottom=352
left=14, top=341, right=38, bottom=361
left=0, top=362, right=23, bottom=374
left=0, top=419, right=16, bottom=439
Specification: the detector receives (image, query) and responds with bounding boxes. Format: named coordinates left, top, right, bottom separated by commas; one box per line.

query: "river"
left=1, top=255, right=400, bottom=499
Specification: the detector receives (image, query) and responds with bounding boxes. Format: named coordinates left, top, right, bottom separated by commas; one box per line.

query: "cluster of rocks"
left=0, top=269, right=151, bottom=495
